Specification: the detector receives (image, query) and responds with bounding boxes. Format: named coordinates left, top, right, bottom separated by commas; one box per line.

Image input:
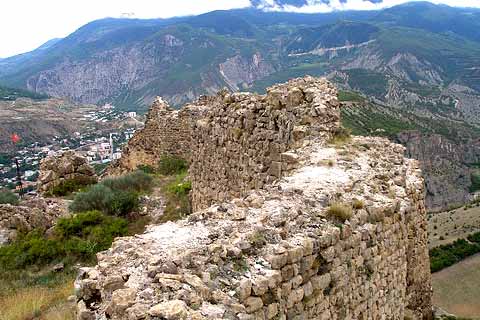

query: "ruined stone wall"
left=190, top=77, right=340, bottom=211
left=77, top=78, right=432, bottom=320
left=107, top=97, right=208, bottom=175
left=109, top=78, right=340, bottom=211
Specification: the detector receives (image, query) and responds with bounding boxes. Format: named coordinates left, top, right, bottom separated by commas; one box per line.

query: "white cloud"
left=0, top=0, right=251, bottom=58
left=259, top=0, right=480, bottom=12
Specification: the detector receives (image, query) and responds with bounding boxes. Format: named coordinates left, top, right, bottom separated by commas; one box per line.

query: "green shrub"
left=69, top=184, right=114, bottom=213
left=160, top=173, right=192, bottom=223
left=327, top=202, right=353, bottom=222
left=0, top=230, right=61, bottom=269
left=0, top=190, right=19, bottom=205
left=69, top=184, right=139, bottom=217
left=101, top=170, right=153, bottom=193
left=0, top=211, right=128, bottom=270
left=47, top=178, right=93, bottom=197
left=158, top=155, right=188, bottom=175
left=430, top=238, right=480, bottom=273
left=137, top=164, right=155, bottom=174
left=467, top=231, right=480, bottom=244
left=167, top=177, right=192, bottom=196
left=107, top=190, right=139, bottom=216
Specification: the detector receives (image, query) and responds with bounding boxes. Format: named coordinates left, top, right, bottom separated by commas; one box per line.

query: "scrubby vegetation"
left=0, top=211, right=128, bottom=270
left=430, top=231, right=480, bottom=272
left=46, top=177, right=95, bottom=197
left=160, top=172, right=192, bottom=223
left=0, top=189, right=19, bottom=205
left=0, top=161, right=192, bottom=318
left=69, top=171, right=152, bottom=216
left=327, top=202, right=353, bottom=222
left=158, top=155, right=188, bottom=175
left=328, top=127, right=351, bottom=146
left=469, top=172, right=480, bottom=193
left=0, top=276, right=75, bottom=320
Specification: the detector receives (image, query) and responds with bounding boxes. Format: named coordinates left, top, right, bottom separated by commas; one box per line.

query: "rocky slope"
left=341, top=97, right=480, bottom=211
left=0, top=97, right=97, bottom=152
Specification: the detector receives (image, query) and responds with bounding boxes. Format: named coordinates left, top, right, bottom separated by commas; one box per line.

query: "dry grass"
left=0, top=281, right=74, bottom=320
left=327, top=202, right=353, bottom=222
left=428, top=205, right=480, bottom=248
left=352, top=199, right=365, bottom=210
left=328, top=127, right=352, bottom=147
left=432, top=253, right=480, bottom=319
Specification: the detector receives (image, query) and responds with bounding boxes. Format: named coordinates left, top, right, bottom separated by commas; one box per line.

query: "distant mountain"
left=1, top=1, right=480, bottom=210
left=0, top=2, right=478, bottom=114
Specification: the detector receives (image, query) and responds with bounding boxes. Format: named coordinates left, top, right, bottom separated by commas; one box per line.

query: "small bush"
left=158, top=155, right=188, bottom=175
left=69, top=171, right=150, bottom=216
left=167, top=178, right=192, bottom=196
left=137, top=164, right=155, bottom=174
left=69, top=184, right=139, bottom=217
left=48, top=178, right=93, bottom=197
left=101, top=170, right=153, bottom=193
left=0, top=190, right=19, bottom=205
left=352, top=199, right=365, bottom=210
left=0, top=211, right=128, bottom=270
left=69, top=184, right=113, bottom=213
left=327, top=202, right=353, bottom=222
left=160, top=173, right=192, bottom=223
left=107, top=190, right=139, bottom=216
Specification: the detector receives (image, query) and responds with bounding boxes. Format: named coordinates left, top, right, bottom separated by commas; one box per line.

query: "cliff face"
left=77, top=77, right=432, bottom=320
left=398, top=132, right=480, bottom=211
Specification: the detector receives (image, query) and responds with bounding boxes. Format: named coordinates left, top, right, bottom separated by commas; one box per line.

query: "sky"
left=0, top=0, right=479, bottom=58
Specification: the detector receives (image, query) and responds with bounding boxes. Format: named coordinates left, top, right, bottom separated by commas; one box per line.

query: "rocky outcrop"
left=398, top=132, right=480, bottom=212
left=0, top=198, right=69, bottom=245
left=76, top=77, right=432, bottom=319
left=219, top=53, right=275, bottom=91
left=37, top=151, right=97, bottom=194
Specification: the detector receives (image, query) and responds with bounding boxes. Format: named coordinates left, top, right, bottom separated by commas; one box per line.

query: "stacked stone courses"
left=77, top=77, right=432, bottom=320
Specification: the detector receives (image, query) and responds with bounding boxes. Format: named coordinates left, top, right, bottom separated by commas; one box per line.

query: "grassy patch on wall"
left=160, top=172, right=192, bottom=223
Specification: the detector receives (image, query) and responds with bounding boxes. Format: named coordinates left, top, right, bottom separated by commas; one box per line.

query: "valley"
left=0, top=1, right=480, bottom=319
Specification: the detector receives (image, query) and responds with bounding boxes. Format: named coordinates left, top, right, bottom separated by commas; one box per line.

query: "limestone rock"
left=149, top=300, right=188, bottom=319
left=37, top=151, right=97, bottom=194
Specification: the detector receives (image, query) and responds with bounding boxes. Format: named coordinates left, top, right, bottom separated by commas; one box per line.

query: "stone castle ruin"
left=76, top=77, right=432, bottom=319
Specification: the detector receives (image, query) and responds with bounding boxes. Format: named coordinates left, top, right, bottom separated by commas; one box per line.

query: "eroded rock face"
left=398, top=132, right=480, bottom=211
left=76, top=77, right=432, bottom=319
left=37, top=151, right=97, bottom=194
left=0, top=198, right=69, bottom=245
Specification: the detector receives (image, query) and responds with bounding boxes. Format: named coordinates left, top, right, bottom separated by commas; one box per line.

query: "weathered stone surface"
left=37, top=151, right=97, bottom=194
left=149, top=300, right=188, bottom=319
left=75, top=78, right=432, bottom=320
left=0, top=197, right=69, bottom=245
